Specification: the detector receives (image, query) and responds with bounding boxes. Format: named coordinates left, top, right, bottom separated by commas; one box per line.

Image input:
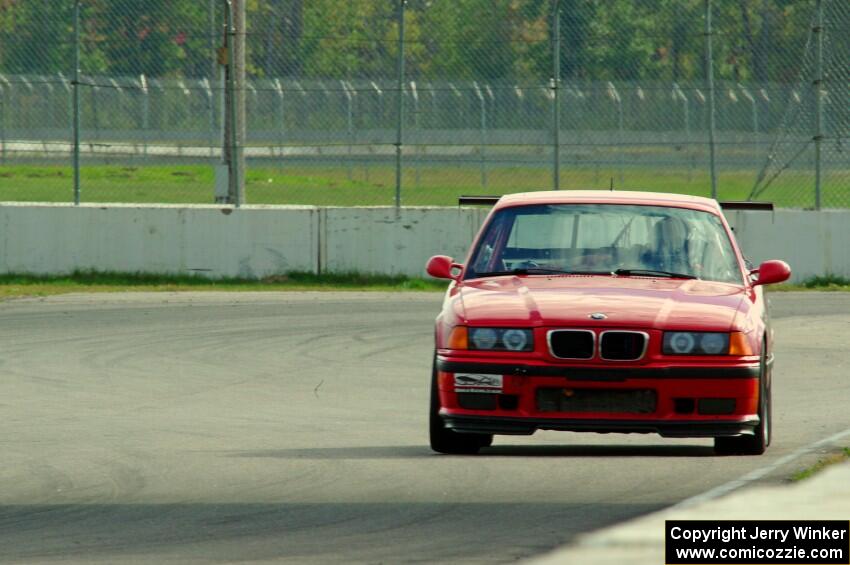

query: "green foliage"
left=802, top=275, right=850, bottom=289
left=82, top=0, right=211, bottom=76
left=0, top=0, right=820, bottom=82
left=772, top=275, right=850, bottom=292
left=300, top=0, right=403, bottom=78
left=417, top=0, right=524, bottom=80
left=0, top=0, right=74, bottom=74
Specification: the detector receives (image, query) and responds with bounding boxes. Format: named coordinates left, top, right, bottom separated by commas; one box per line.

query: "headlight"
left=468, top=328, right=533, bottom=352
left=663, top=332, right=730, bottom=355
left=470, top=328, right=499, bottom=350
left=700, top=333, right=728, bottom=354
left=502, top=329, right=530, bottom=351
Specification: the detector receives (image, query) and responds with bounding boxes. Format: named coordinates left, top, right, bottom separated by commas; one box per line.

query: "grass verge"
left=0, top=271, right=448, bottom=300
left=1, top=272, right=848, bottom=301
left=790, top=448, right=850, bottom=482
left=772, top=275, right=850, bottom=292
left=0, top=163, right=839, bottom=207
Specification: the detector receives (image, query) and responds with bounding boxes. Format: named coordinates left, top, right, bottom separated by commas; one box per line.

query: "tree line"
left=0, top=0, right=817, bottom=83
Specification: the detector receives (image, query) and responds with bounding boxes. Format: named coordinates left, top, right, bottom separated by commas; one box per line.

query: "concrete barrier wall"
left=0, top=202, right=847, bottom=282
left=321, top=207, right=489, bottom=275
left=0, top=203, right=318, bottom=278
left=725, top=209, right=850, bottom=282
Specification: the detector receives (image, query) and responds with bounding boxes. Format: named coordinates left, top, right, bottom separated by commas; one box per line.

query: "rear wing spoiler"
left=458, top=196, right=774, bottom=211
left=719, top=201, right=773, bottom=211
left=458, top=195, right=501, bottom=206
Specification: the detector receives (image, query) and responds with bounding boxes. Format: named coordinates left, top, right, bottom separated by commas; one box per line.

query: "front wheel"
left=715, top=344, right=770, bottom=456
left=429, top=357, right=492, bottom=454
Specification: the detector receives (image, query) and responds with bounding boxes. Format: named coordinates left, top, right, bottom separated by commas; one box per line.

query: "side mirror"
left=426, top=255, right=461, bottom=280
left=751, top=260, right=791, bottom=286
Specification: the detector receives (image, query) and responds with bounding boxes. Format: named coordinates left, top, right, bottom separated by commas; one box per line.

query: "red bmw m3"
left=427, top=191, right=790, bottom=455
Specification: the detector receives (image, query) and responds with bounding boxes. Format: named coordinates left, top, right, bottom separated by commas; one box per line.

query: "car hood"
left=456, top=275, right=748, bottom=331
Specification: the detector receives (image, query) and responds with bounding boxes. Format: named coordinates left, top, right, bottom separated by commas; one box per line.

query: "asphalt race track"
left=1, top=291, right=848, bottom=563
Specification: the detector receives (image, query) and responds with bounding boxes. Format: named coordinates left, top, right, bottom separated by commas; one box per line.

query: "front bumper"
left=438, top=359, right=760, bottom=380
left=436, top=357, right=760, bottom=438
left=442, top=414, right=759, bottom=437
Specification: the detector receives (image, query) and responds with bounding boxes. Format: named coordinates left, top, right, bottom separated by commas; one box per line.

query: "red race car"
left=427, top=191, right=790, bottom=455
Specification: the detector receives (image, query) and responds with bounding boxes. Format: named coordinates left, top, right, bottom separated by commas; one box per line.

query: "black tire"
left=429, top=357, right=493, bottom=454
left=714, top=342, right=770, bottom=456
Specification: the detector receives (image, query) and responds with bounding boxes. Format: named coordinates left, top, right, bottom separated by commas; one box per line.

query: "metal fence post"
left=72, top=0, right=81, bottom=205
left=704, top=0, right=717, bottom=200
left=368, top=81, right=383, bottom=184
left=57, top=72, right=71, bottom=162
left=814, top=0, right=824, bottom=210
left=209, top=0, right=217, bottom=106
left=45, top=81, right=55, bottom=144
left=139, top=74, right=150, bottom=159
left=394, top=0, right=407, bottom=208
left=342, top=80, right=354, bottom=181
left=673, top=84, right=691, bottom=181
left=202, top=77, right=215, bottom=159
left=411, top=80, right=421, bottom=188
left=552, top=0, right=561, bottom=190
left=234, top=0, right=246, bottom=206
left=208, top=0, right=221, bottom=165
left=0, top=81, right=5, bottom=166
left=607, top=82, right=624, bottom=186
left=223, top=0, right=244, bottom=206
left=738, top=84, right=758, bottom=166
left=274, top=78, right=285, bottom=165
left=474, top=81, right=487, bottom=188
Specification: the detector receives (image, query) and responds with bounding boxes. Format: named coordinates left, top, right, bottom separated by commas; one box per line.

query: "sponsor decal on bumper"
left=454, top=373, right=503, bottom=394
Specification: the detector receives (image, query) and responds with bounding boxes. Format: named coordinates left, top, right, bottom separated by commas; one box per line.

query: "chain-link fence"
left=0, top=0, right=847, bottom=208
left=749, top=0, right=850, bottom=209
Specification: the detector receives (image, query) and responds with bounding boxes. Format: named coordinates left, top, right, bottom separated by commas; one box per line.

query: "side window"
left=472, top=214, right=511, bottom=272
left=694, top=216, right=741, bottom=282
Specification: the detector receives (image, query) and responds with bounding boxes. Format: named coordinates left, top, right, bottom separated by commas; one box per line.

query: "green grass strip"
left=774, top=275, right=850, bottom=292
left=0, top=271, right=448, bottom=300
left=791, top=448, right=850, bottom=482
left=0, top=163, right=841, bottom=208
left=0, top=271, right=847, bottom=301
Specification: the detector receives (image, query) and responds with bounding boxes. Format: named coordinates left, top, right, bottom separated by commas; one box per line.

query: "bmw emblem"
left=589, top=312, right=607, bottom=320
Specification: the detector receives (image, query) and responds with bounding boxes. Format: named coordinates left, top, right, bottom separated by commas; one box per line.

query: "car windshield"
left=466, top=204, right=743, bottom=284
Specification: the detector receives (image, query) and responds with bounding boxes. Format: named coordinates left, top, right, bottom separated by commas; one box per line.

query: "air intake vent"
left=600, top=331, right=648, bottom=361
left=536, top=388, right=656, bottom=414
left=548, top=330, right=595, bottom=359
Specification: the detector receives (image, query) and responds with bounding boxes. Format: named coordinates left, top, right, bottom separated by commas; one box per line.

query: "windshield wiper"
left=476, top=267, right=611, bottom=277
left=614, top=268, right=698, bottom=279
